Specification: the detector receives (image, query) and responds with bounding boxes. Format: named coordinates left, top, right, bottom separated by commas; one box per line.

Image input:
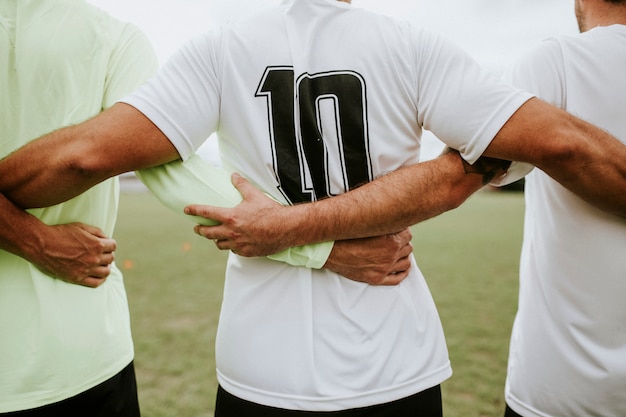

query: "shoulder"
left=507, top=38, right=567, bottom=107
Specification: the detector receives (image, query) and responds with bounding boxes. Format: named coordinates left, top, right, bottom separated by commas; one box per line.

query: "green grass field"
left=115, top=190, right=525, bottom=417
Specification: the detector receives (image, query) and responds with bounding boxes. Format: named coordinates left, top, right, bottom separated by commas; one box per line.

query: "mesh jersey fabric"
left=122, top=0, right=531, bottom=410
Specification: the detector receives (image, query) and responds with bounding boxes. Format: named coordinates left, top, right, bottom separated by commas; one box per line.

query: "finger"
left=193, top=226, right=235, bottom=252
left=394, top=228, right=413, bottom=245
left=214, top=239, right=236, bottom=252
left=398, top=243, right=414, bottom=258
left=80, top=276, right=108, bottom=288
left=101, top=238, right=117, bottom=254
left=90, top=263, right=112, bottom=278
left=185, top=204, right=230, bottom=223
left=230, top=173, right=261, bottom=201
left=393, top=256, right=412, bottom=274
left=194, top=224, right=226, bottom=240
left=384, top=270, right=409, bottom=285
left=76, top=223, right=109, bottom=239
left=73, top=224, right=117, bottom=252
left=100, top=252, right=115, bottom=266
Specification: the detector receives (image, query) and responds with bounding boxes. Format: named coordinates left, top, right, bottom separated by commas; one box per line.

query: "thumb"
left=71, top=223, right=117, bottom=252
left=74, top=223, right=108, bottom=239
left=231, top=173, right=261, bottom=201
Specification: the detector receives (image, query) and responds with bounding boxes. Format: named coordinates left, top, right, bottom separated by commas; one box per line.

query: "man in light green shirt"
left=0, top=1, right=157, bottom=414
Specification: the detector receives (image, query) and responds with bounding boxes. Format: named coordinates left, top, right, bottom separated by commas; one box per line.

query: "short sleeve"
left=103, top=24, right=158, bottom=109
left=490, top=38, right=569, bottom=186
left=413, top=28, right=532, bottom=164
left=121, top=32, right=222, bottom=160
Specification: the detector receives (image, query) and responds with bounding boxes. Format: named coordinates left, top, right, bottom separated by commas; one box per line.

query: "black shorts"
left=215, top=384, right=442, bottom=417
left=504, top=404, right=523, bottom=417
left=2, top=361, right=140, bottom=417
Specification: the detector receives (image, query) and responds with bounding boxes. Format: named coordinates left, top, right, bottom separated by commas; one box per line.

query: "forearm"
left=138, top=154, right=336, bottom=268
left=0, top=103, right=179, bottom=209
left=277, top=150, right=487, bottom=246
left=187, top=149, right=509, bottom=257
left=486, top=99, right=626, bottom=217
left=0, top=192, right=117, bottom=286
left=0, top=125, right=106, bottom=208
left=540, top=115, right=626, bottom=217
left=0, top=193, right=48, bottom=260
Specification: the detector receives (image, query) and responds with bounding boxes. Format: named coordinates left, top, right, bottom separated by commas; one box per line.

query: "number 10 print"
left=256, top=67, right=373, bottom=204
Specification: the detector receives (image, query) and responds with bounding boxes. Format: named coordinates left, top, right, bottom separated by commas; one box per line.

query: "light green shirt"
left=0, top=0, right=157, bottom=411
left=137, top=155, right=334, bottom=269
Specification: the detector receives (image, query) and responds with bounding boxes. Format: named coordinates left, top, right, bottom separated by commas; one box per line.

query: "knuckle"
left=220, top=213, right=239, bottom=227
left=224, top=230, right=239, bottom=239
left=238, top=247, right=254, bottom=257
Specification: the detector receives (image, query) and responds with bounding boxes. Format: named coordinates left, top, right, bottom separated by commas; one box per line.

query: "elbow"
left=447, top=184, right=473, bottom=211
left=66, top=156, right=107, bottom=181
left=446, top=171, right=487, bottom=212
left=439, top=177, right=476, bottom=214
left=58, top=149, right=116, bottom=192
left=532, top=114, right=591, bottom=172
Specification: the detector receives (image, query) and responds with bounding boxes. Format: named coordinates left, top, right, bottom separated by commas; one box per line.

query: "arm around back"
left=484, top=97, right=626, bottom=217
left=0, top=103, right=181, bottom=209
left=187, top=149, right=492, bottom=256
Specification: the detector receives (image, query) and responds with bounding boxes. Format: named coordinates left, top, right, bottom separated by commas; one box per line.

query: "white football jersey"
left=124, top=0, right=530, bottom=410
left=506, top=25, right=626, bottom=417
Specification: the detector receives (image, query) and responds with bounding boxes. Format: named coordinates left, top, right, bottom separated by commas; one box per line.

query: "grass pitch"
left=115, top=190, right=524, bottom=417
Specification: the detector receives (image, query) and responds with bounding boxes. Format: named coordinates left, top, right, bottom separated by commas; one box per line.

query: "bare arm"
left=187, top=97, right=626, bottom=257
left=186, top=149, right=499, bottom=256
left=483, top=97, right=626, bottom=217
left=0, top=103, right=180, bottom=209
left=0, top=193, right=116, bottom=287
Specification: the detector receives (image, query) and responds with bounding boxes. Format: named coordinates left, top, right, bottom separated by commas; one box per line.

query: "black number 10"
left=256, top=67, right=373, bottom=204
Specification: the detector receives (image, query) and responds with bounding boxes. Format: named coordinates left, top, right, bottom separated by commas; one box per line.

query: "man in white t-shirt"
left=501, top=0, right=626, bottom=416
left=1, top=1, right=626, bottom=416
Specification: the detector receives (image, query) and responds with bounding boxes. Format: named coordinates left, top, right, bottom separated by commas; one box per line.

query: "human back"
left=0, top=0, right=156, bottom=412
left=505, top=20, right=626, bottom=417
left=124, top=0, right=530, bottom=411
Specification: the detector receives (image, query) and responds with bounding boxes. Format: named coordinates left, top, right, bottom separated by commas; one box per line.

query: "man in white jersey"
left=0, top=0, right=157, bottom=415
left=501, top=0, right=626, bottom=415
left=2, top=0, right=626, bottom=416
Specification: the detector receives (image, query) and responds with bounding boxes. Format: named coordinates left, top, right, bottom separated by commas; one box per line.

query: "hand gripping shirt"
left=0, top=0, right=157, bottom=411
left=123, top=0, right=531, bottom=410
left=136, top=156, right=333, bottom=269
left=505, top=26, right=626, bottom=417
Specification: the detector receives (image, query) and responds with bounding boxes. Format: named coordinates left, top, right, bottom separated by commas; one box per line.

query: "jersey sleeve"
left=413, top=28, right=533, bottom=164
left=120, top=32, right=221, bottom=160
left=102, top=23, right=158, bottom=109
left=135, top=155, right=333, bottom=269
left=491, top=38, right=569, bottom=186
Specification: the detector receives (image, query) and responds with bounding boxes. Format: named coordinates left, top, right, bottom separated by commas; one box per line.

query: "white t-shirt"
left=505, top=25, right=626, bottom=417
left=123, top=0, right=530, bottom=410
